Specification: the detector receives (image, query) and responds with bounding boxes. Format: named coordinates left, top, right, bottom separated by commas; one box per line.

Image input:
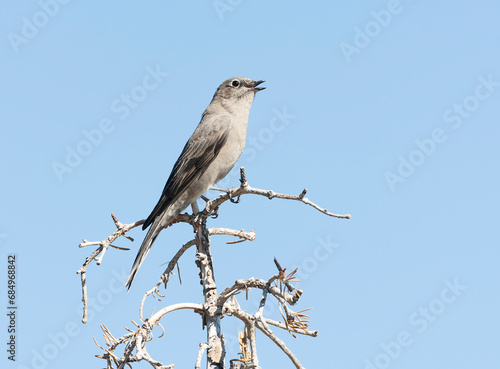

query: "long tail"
left=125, top=220, right=164, bottom=290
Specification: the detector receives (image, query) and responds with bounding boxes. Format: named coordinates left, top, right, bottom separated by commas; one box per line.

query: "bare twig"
left=77, top=213, right=192, bottom=323
left=225, top=303, right=303, bottom=369
left=76, top=246, right=101, bottom=323
left=96, top=303, right=201, bottom=369
left=208, top=228, right=256, bottom=243
left=263, top=317, right=318, bottom=337
left=246, top=322, right=258, bottom=367
left=255, top=317, right=303, bottom=369
left=78, top=215, right=145, bottom=264
left=218, top=277, right=300, bottom=308
left=139, top=239, right=196, bottom=321
left=148, top=302, right=204, bottom=326
left=209, top=167, right=351, bottom=219
left=195, top=343, right=210, bottom=369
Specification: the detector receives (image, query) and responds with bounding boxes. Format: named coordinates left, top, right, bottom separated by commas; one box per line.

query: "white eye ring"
left=231, top=80, right=240, bottom=87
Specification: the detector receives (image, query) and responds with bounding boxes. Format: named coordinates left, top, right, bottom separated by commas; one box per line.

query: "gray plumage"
left=125, top=77, right=265, bottom=289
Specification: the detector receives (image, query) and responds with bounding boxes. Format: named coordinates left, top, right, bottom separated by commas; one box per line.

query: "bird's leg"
left=191, top=202, right=201, bottom=232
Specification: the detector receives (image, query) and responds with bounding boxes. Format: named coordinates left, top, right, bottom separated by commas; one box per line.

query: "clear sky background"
left=1, top=1, right=499, bottom=368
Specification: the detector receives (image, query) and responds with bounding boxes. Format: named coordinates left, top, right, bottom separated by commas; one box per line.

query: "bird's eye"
left=231, top=80, right=240, bottom=87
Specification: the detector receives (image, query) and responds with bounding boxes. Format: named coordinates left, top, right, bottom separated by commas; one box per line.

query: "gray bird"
left=125, top=77, right=265, bottom=289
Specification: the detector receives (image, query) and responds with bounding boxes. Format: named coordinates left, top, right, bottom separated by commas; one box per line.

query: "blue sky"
left=1, top=1, right=499, bottom=368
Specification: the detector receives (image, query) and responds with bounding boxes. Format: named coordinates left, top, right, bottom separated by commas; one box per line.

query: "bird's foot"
left=229, top=195, right=241, bottom=204
left=210, top=207, right=220, bottom=219
left=225, top=188, right=241, bottom=204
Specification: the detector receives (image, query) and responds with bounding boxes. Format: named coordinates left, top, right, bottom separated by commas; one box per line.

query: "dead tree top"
left=76, top=167, right=350, bottom=369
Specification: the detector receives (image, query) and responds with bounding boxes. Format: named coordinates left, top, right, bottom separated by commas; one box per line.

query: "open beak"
left=249, top=80, right=265, bottom=92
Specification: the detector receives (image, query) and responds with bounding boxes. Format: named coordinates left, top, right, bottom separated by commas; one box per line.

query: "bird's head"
left=214, top=77, right=265, bottom=101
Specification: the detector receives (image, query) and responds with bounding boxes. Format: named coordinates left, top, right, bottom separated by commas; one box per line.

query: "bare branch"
left=208, top=227, right=256, bottom=243
left=254, top=317, right=303, bottom=369
left=209, top=167, right=351, bottom=219
left=263, top=317, right=318, bottom=337
left=225, top=303, right=303, bottom=369
left=76, top=246, right=101, bottom=323
left=218, top=276, right=300, bottom=308
left=256, top=276, right=277, bottom=317
left=96, top=303, right=202, bottom=369
left=77, top=213, right=194, bottom=323
left=140, top=239, right=196, bottom=321
left=148, top=302, right=204, bottom=326
left=195, top=343, right=210, bottom=369
left=79, top=215, right=145, bottom=265
left=246, top=322, right=258, bottom=367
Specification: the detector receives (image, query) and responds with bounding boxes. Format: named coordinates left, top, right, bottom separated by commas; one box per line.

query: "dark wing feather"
left=142, top=120, right=230, bottom=230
